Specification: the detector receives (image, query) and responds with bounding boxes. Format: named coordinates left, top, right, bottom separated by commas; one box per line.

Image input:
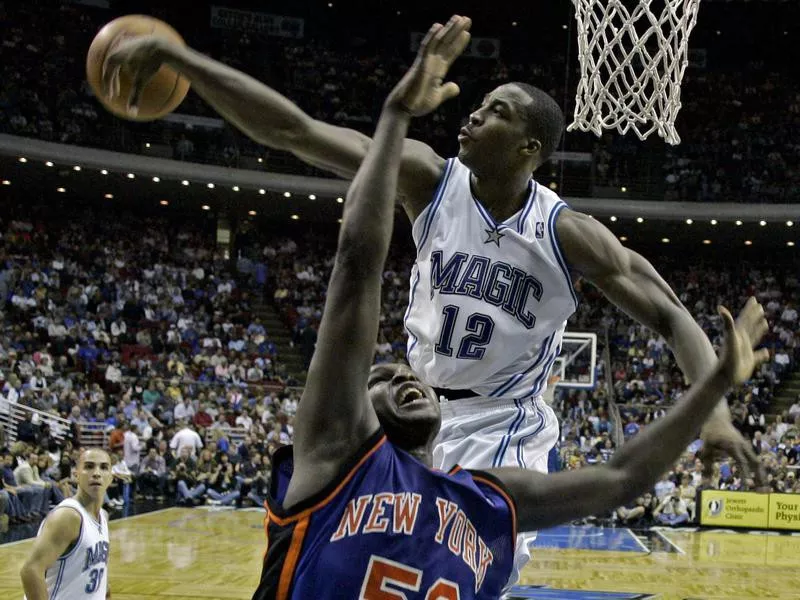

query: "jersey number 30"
left=360, top=555, right=460, bottom=599
left=434, top=305, right=494, bottom=360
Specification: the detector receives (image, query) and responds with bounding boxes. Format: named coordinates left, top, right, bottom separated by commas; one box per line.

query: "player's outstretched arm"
left=282, top=16, right=471, bottom=507
left=492, top=298, right=769, bottom=532
left=20, top=508, right=82, bottom=600
left=556, top=209, right=764, bottom=483
left=101, top=33, right=443, bottom=217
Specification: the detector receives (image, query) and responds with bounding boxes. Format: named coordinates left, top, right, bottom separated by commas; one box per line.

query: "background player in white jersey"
left=103, top=13, right=764, bottom=589
left=20, top=448, right=112, bottom=600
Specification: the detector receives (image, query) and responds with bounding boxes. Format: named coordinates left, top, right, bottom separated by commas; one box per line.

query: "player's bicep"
left=558, top=210, right=678, bottom=334
left=21, top=508, right=81, bottom=573
left=294, top=120, right=444, bottom=214
left=490, top=466, right=627, bottom=531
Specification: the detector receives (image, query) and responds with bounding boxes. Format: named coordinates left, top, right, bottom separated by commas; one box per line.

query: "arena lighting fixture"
left=45, top=161, right=54, bottom=167
left=18, top=157, right=27, bottom=163
left=309, top=194, right=316, bottom=200
left=207, top=183, right=215, bottom=189
left=735, top=220, right=742, bottom=226
left=259, top=189, right=266, bottom=195
left=619, top=236, right=627, bottom=241
left=160, top=200, right=169, bottom=206
left=56, top=187, right=65, bottom=193
left=257, top=158, right=263, bottom=163
left=248, top=210, right=257, bottom=216
left=127, top=173, right=135, bottom=179
left=232, top=186, right=239, bottom=192
left=104, top=193, right=113, bottom=199
left=100, top=169, right=108, bottom=175
left=703, top=240, right=711, bottom=245
left=152, top=177, right=160, bottom=183
left=788, top=242, right=795, bottom=247
left=336, top=197, right=344, bottom=203
left=328, top=2, right=333, bottom=6
left=2, top=180, right=10, bottom=185
left=145, top=143, right=150, bottom=148
left=562, top=24, right=568, bottom=30
left=788, top=221, right=794, bottom=227
left=636, top=217, right=644, bottom=223
left=284, top=192, right=291, bottom=198
left=182, top=180, right=189, bottom=186
left=620, top=186, right=627, bottom=192
left=685, top=219, right=693, bottom=225
left=201, top=205, right=210, bottom=211
left=759, top=220, right=766, bottom=226
left=73, top=166, right=81, bottom=171
left=291, top=214, right=299, bottom=220
left=661, top=238, right=670, bottom=243
left=338, top=218, right=343, bottom=223
left=710, top=219, right=718, bottom=225
left=744, top=240, right=752, bottom=246
left=548, top=182, right=557, bottom=190
left=609, top=216, right=617, bottom=222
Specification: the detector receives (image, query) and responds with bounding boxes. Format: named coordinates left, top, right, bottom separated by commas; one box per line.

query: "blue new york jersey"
left=253, top=430, right=516, bottom=600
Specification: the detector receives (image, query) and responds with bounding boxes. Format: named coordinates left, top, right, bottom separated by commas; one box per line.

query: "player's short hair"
left=509, top=82, right=565, bottom=165
left=78, top=447, right=111, bottom=467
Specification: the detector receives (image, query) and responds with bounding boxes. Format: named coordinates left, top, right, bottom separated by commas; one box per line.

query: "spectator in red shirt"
left=193, top=403, right=213, bottom=429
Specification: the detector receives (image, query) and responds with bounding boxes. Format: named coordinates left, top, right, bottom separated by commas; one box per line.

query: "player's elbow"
left=604, top=466, right=638, bottom=508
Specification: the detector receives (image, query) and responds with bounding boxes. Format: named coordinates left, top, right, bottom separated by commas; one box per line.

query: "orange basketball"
left=86, top=15, right=190, bottom=122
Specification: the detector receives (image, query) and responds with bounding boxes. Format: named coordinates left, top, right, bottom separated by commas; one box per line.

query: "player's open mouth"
left=396, top=384, right=427, bottom=408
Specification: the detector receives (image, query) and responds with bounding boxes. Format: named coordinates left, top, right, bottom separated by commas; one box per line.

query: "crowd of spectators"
left=1, top=194, right=799, bottom=540
left=1, top=2, right=798, bottom=202
left=553, top=263, right=800, bottom=525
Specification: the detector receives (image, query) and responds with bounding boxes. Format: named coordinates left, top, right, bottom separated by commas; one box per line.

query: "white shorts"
left=433, top=395, right=559, bottom=595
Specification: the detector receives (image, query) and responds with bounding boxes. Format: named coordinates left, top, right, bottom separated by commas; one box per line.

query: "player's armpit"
left=488, top=466, right=628, bottom=532
left=20, top=508, right=82, bottom=599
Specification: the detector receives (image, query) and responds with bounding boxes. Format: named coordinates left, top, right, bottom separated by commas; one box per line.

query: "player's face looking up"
left=458, top=83, right=541, bottom=176
left=367, top=363, right=441, bottom=461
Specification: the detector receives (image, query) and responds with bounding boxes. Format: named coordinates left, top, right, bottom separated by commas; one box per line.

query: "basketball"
left=86, top=15, right=190, bottom=122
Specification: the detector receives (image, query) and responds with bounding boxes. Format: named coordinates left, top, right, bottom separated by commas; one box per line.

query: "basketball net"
left=567, top=0, right=702, bottom=145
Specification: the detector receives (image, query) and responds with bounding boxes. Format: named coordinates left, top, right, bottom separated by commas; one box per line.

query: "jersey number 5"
left=434, top=305, right=495, bottom=360
left=360, top=555, right=460, bottom=599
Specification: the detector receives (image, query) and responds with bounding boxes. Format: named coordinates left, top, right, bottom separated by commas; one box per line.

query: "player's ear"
left=522, top=137, right=541, bottom=157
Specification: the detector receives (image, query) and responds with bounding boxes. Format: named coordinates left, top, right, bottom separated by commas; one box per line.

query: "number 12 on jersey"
left=360, top=555, right=459, bottom=599
left=434, top=305, right=495, bottom=360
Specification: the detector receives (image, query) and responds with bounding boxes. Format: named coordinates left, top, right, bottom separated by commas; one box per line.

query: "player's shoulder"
left=42, top=504, right=83, bottom=537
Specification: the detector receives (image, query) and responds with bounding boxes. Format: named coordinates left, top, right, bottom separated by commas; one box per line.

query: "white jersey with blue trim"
left=405, top=157, right=577, bottom=399
left=26, top=498, right=110, bottom=600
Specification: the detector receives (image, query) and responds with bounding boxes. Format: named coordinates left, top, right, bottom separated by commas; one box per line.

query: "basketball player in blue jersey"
left=105, top=12, right=765, bottom=591
left=20, top=448, right=113, bottom=600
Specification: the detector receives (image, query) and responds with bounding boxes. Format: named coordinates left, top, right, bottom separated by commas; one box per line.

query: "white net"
left=567, top=0, right=702, bottom=145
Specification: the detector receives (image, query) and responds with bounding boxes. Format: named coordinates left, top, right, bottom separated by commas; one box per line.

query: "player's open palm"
left=718, top=297, right=769, bottom=385
left=386, top=15, right=471, bottom=116
left=699, top=298, right=769, bottom=487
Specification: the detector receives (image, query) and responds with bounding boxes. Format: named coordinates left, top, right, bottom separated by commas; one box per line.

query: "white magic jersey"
left=405, top=158, right=578, bottom=399
left=27, top=498, right=110, bottom=600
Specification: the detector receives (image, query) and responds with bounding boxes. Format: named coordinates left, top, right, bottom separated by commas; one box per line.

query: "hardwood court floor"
left=0, top=507, right=798, bottom=599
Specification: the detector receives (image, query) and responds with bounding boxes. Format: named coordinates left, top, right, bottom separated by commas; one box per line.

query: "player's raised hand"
left=101, top=35, right=166, bottom=116
left=386, top=15, right=471, bottom=116
left=699, top=298, right=769, bottom=487
left=718, top=297, right=769, bottom=385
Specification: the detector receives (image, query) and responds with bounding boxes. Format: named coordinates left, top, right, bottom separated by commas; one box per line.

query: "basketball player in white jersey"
left=20, top=448, right=112, bottom=600
left=103, top=14, right=763, bottom=589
